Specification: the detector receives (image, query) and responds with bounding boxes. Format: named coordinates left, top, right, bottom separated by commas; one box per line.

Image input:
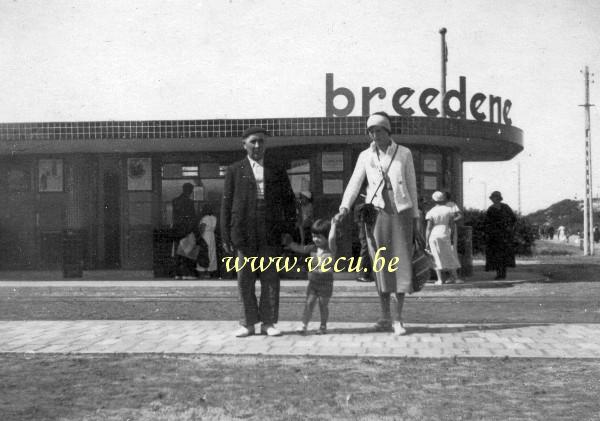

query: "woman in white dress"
left=425, top=191, right=462, bottom=285
left=196, top=203, right=218, bottom=277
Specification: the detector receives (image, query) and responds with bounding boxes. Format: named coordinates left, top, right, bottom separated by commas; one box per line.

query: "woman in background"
left=425, top=191, right=462, bottom=285
left=196, top=203, right=218, bottom=278
left=484, top=191, right=516, bottom=280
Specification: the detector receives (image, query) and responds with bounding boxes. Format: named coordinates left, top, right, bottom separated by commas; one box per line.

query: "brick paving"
left=1, top=320, right=599, bottom=358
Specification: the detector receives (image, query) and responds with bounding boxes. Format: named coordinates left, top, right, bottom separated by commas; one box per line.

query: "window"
left=287, top=159, right=311, bottom=193
left=161, top=161, right=225, bottom=226
left=38, top=159, right=63, bottom=192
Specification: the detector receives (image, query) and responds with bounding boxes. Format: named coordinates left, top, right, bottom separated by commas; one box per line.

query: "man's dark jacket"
left=221, top=157, right=296, bottom=254
left=172, top=193, right=197, bottom=240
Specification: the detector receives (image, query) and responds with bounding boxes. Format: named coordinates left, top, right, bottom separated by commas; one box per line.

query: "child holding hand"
left=283, top=218, right=337, bottom=334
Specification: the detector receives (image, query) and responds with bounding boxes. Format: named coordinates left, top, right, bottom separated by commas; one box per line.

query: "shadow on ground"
left=319, top=323, right=551, bottom=336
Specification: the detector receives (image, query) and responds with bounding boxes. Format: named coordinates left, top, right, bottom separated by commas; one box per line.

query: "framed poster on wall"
left=423, top=175, right=438, bottom=190
left=321, top=152, right=344, bottom=172
left=423, top=158, right=438, bottom=172
left=38, top=159, right=63, bottom=192
left=323, top=179, right=344, bottom=194
left=127, top=157, right=152, bottom=191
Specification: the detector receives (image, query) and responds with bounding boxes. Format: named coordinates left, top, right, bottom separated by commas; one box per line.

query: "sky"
left=2, top=0, right=600, bottom=214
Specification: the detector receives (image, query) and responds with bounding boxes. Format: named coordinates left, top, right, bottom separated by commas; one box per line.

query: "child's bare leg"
left=318, top=296, right=330, bottom=327
left=301, top=294, right=318, bottom=326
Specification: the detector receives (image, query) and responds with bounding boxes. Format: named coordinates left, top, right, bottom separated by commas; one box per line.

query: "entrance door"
left=0, top=161, right=37, bottom=269
left=103, top=171, right=121, bottom=268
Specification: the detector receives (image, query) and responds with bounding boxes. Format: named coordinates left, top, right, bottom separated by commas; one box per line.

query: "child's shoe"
left=295, top=324, right=307, bottom=334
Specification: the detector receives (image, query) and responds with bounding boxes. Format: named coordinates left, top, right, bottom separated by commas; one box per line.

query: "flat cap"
left=241, top=127, right=270, bottom=140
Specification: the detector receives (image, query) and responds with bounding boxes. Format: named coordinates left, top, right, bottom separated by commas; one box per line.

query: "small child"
left=283, top=218, right=337, bottom=334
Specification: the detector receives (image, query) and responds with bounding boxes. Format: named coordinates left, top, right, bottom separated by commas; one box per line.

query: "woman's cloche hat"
left=366, top=113, right=391, bottom=133
left=489, top=191, right=503, bottom=200
left=432, top=191, right=446, bottom=202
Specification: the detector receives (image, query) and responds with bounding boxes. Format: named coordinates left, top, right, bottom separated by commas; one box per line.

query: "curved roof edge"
left=0, top=116, right=522, bottom=161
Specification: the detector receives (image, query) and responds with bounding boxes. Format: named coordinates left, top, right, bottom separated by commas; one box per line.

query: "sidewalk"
left=1, top=320, right=598, bottom=358
left=2, top=267, right=585, bottom=360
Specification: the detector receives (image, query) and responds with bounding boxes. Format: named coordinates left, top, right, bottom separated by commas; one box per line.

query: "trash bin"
left=153, top=228, right=175, bottom=278
left=457, top=225, right=473, bottom=277
left=63, top=228, right=83, bottom=278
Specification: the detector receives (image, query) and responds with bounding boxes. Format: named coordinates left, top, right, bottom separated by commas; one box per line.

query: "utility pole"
left=580, top=66, right=594, bottom=255
left=440, top=28, right=447, bottom=117
left=517, top=161, right=521, bottom=215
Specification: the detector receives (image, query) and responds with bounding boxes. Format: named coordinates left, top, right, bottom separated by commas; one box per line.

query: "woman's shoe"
left=393, top=321, right=407, bottom=336
left=434, top=279, right=443, bottom=286
left=374, top=319, right=392, bottom=332
left=295, top=324, right=307, bottom=334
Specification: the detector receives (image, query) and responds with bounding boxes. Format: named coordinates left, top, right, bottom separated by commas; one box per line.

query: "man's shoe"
left=316, top=325, right=327, bottom=335
left=234, top=326, right=255, bottom=338
left=393, top=321, right=407, bottom=336
left=261, top=325, right=282, bottom=336
left=434, top=280, right=443, bottom=286
left=356, top=276, right=373, bottom=283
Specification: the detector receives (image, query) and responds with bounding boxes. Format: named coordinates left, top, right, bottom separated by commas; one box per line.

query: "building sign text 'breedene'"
left=325, top=73, right=512, bottom=126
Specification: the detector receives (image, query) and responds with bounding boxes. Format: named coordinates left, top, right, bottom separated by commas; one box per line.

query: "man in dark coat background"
left=221, top=127, right=297, bottom=337
left=172, top=182, right=198, bottom=280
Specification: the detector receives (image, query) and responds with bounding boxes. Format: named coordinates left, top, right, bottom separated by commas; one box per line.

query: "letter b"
left=326, top=73, right=355, bottom=117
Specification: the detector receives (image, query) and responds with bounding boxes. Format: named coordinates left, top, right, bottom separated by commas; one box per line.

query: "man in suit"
left=221, top=127, right=297, bottom=337
left=172, top=182, right=198, bottom=280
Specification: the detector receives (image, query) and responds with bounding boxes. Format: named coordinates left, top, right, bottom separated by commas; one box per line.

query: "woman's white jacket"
left=340, top=141, right=419, bottom=218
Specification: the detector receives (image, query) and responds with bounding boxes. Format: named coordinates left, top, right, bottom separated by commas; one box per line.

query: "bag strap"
left=367, top=144, right=399, bottom=204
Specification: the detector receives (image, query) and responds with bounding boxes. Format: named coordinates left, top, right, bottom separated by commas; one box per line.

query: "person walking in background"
left=557, top=225, right=566, bottom=242
left=296, top=191, right=314, bottom=245
left=221, top=127, right=297, bottom=337
left=196, top=203, right=218, bottom=279
left=484, top=191, right=517, bottom=280
left=425, top=191, right=463, bottom=285
left=333, top=112, right=420, bottom=336
left=172, top=182, right=198, bottom=280
left=593, top=225, right=600, bottom=244
left=284, top=218, right=338, bottom=335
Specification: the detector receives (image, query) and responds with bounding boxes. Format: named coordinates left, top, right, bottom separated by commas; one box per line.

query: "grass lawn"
left=1, top=354, right=599, bottom=421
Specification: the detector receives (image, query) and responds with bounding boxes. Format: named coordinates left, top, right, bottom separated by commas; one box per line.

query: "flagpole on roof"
left=439, top=28, right=447, bottom=118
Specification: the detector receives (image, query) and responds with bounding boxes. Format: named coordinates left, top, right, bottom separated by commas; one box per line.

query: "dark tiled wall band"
left=0, top=117, right=521, bottom=143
